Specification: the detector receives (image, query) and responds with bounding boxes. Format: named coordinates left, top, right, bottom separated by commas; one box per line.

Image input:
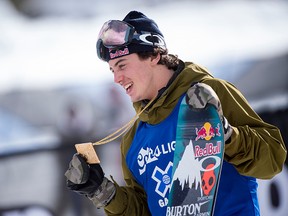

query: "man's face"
left=108, top=53, right=156, bottom=102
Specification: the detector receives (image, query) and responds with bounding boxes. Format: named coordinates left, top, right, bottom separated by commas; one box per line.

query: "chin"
left=131, top=98, right=139, bottom=103
left=130, top=96, right=142, bottom=103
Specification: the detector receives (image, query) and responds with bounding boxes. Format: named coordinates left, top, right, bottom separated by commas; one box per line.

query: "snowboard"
left=167, top=94, right=225, bottom=216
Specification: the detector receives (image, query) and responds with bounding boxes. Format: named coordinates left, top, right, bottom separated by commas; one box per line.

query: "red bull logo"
left=109, top=47, right=129, bottom=59
left=195, top=122, right=221, bottom=141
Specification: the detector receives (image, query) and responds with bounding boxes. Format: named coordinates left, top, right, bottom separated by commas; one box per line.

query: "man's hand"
left=186, top=83, right=233, bottom=142
left=65, top=153, right=116, bottom=208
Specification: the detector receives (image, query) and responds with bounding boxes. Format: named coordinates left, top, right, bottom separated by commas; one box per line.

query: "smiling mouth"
left=124, top=82, right=133, bottom=94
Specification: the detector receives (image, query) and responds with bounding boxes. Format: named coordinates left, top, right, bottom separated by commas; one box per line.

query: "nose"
left=113, top=71, right=124, bottom=84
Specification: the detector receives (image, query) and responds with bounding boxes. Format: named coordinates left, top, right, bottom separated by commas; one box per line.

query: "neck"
left=154, top=65, right=174, bottom=91
left=143, top=64, right=175, bottom=101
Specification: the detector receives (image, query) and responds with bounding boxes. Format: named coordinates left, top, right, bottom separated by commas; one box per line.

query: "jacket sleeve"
left=204, top=78, right=287, bottom=179
left=104, top=124, right=151, bottom=216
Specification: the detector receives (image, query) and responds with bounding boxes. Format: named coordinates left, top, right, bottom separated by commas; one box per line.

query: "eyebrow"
left=109, top=58, right=126, bottom=72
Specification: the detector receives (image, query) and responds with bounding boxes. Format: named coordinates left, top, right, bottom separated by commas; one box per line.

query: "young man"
left=65, top=11, right=287, bottom=215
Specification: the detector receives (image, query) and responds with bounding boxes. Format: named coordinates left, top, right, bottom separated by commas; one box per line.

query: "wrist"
left=222, top=116, right=232, bottom=142
left=88, top=177, right=116, bottom=208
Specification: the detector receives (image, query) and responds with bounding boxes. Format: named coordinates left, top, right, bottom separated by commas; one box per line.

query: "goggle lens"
left=96, top=20, right=166, bottom=61
left=98, top=20, right=134, bottom=48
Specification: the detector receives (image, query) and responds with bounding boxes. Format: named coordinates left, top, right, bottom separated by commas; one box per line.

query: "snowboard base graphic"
left=167, top=95, right=225, bottom=216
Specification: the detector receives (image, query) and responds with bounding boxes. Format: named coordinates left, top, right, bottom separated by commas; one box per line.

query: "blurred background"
left=0, top=0, right=287, bottom=215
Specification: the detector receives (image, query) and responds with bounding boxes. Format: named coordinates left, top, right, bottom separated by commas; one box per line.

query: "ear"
left=150, top=53, right=161, bottom=66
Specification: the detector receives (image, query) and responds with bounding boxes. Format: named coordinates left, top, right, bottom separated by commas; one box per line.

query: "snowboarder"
left=65, top=11, right=286, bottom=216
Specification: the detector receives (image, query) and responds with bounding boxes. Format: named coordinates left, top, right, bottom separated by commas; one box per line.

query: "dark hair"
left=137, top=47, right=180, bottom=71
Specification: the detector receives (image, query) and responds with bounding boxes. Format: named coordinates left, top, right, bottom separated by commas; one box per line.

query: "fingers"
left=186, top=83, right=223, bottom=116
left=65, top=153, right=90, bottom=184
left=65, top=154, right=107, bottom=201
left=90, top=164, right=105, bottom=181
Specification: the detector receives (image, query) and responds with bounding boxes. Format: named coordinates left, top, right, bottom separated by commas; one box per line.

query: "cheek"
left=131, top=61, right=153, bottom=86
left=136, top=73, right=152, bottom=92
left=138, top=65, right=153, bottom=82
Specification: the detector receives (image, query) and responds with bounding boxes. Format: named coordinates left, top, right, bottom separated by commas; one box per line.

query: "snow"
left=1, top=0, right=288, bottom=93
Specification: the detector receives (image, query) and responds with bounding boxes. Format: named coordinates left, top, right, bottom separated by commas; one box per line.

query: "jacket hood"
left=133, top=61, right=214, bottom=124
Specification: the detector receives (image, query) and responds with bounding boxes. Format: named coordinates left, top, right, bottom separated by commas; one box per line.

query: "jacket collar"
left=133, top=61, right=213, bottom=124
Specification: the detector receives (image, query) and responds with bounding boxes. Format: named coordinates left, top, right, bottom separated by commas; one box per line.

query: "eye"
left=109, top=67, right=114, bottom=73
left=119, top=64, right=126, bottom=70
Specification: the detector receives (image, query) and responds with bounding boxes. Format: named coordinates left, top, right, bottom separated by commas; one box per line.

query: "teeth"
left=124, top=83, right=132, bottom=90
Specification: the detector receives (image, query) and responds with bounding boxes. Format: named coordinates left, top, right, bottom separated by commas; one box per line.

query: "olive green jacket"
left=104, top=62, right=286, bottom=215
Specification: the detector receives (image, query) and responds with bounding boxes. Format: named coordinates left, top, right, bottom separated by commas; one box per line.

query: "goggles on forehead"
left=96, top=20, right=166, bottom=61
